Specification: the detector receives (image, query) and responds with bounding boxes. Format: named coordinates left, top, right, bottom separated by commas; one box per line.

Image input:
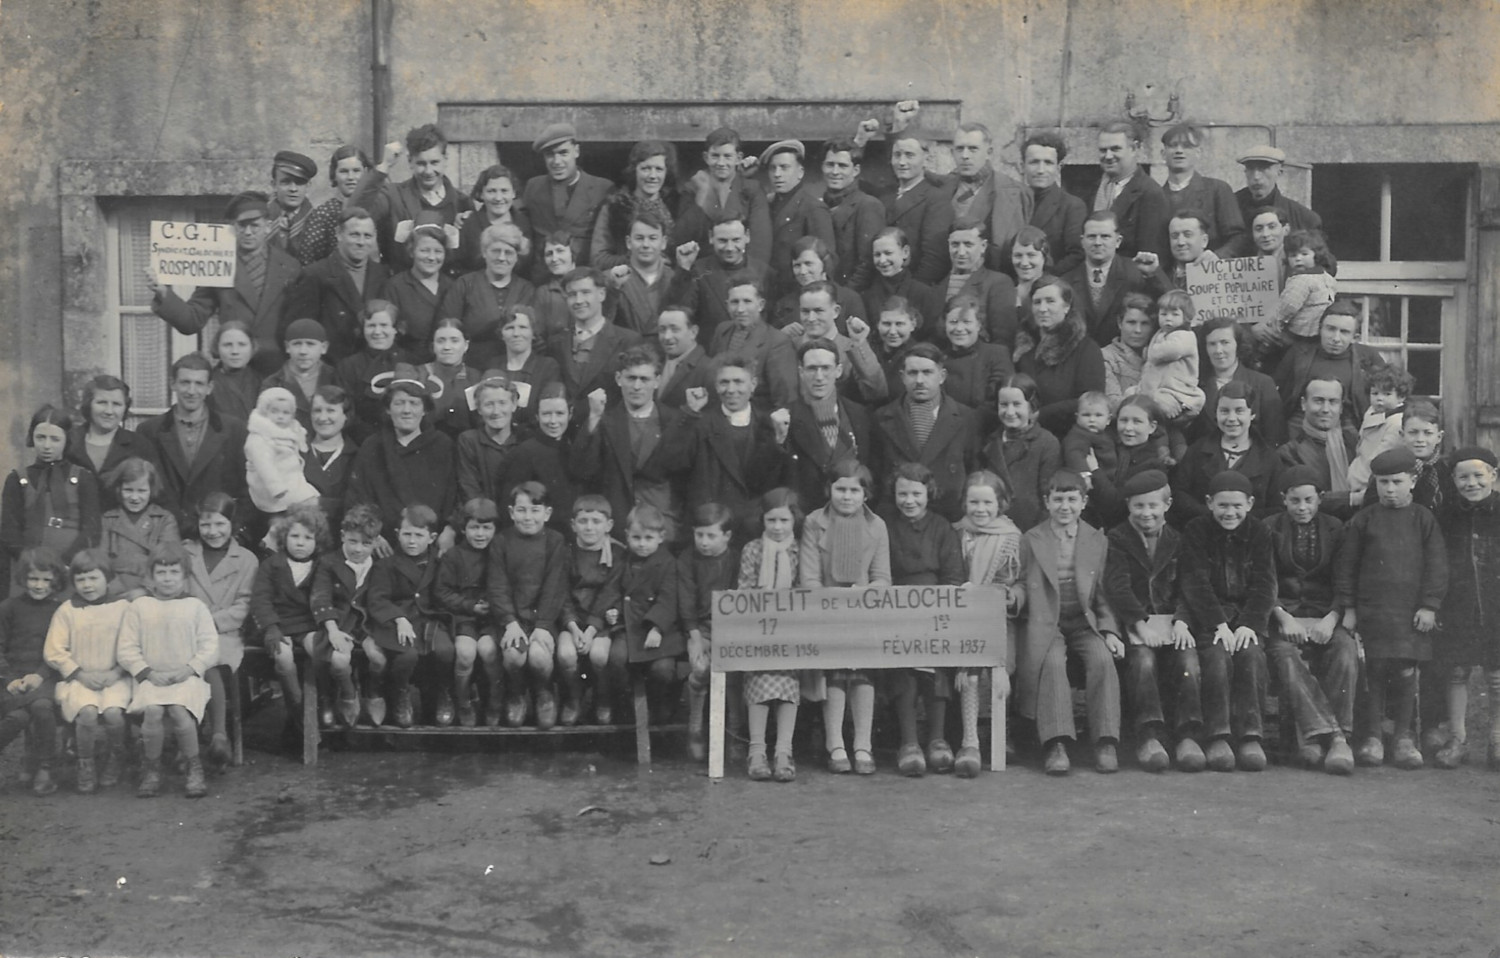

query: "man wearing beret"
left=148, top=191, right=301, bottom=375
left=521, top=123, right=613, bottom=280
left=268, top=150, right=320, bottom=265
left=762, top=139, right=836, bottom=302
left=1234, top=145, right=1322, bottom=257
left=351, top=123, right=473, bottom=271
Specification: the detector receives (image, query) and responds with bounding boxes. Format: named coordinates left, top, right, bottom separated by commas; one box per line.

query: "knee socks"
left=1449, top=666, right=1470, bottom=743
left=142, top=711, right=165, bottom=761
left=173, top=709, right=200, bottom=760
left=959, top=673, right=981, bottom=749
left=927, top=696, right=949, bottom=746
left=775, top=702, right=797, bottom=758
left=849, top=683, right=875, bottom=754
left=823, top=685, right=847, bottom=753
left=748, top=702, right=769, bottom=760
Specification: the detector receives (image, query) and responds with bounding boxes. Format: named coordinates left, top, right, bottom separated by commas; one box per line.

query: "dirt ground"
left=3, top=703, right=1500, bottom=958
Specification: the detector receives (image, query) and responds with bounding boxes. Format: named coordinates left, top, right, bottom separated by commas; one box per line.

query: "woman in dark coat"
left=437, top=222, right=536, bottom=371
left=1171, top=380, right=1284, bottom=523
left=1195, top=317, right=1285, bottom=446
left=65, top=375, right=158, bottom=508
left=345, top=370, right=458, bottom=546
left=1015, top=276, right=1105, bottom=436
left=589, top=140, right=689, bottom=272
left=455, top=165, right=533, bottom=278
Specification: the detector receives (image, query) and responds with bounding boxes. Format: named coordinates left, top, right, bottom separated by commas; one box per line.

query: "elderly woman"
left=345, top=366, right=458, bottom=548
left=297, top=145, right=372, bottom=266
left=591, top=140, right=685, bottom=272
left=66, top=375, right=157, bottom=500
left=383, top=218, right=454, bottom=361
left=770, top=235, right=864, bottom=333
left=492, top=305, right=562, bottom=419
left=1015, top=276, right=1105, bottom=435
left=1194, top=316, right=1286, bottom=445
left=1101, top=292, right=1155, bottom=411
left=457, top=165, right=532, bottom=277
left=437, top=222, right=536, bottom=370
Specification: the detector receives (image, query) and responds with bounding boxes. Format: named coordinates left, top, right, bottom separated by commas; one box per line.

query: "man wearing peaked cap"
left=1234, top=143, right=1321, bottom=256
left=148, top=190, right=301, bottom=376
left=270, top=150, right=320, bottom=265
left=521, top=122, right=613, bottom=280
left=761, top=139, right=836, bottom=302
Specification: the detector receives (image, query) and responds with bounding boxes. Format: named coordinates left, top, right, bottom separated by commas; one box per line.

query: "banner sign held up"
left=711, top=586, right=1006, bottom=672
left=150, top=221, right=237, bottom=288
left=1183, top=255, right=1278, bottom=326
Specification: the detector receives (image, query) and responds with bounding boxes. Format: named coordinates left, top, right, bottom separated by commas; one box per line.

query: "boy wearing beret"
left=1177, top=470, right=1273, bottom=772
left=1264, top=465, right=1358, bottom=774
left=1103, top=470, right=1205, bottom=772
left=1335, top=447, right=1448, bottom=769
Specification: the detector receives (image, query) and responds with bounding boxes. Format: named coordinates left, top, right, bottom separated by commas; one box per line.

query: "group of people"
left=0, top=103, right=1495, bottom=798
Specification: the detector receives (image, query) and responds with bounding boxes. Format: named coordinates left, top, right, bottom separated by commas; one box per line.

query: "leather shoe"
left=1175, top=738, right=1206, bottom=773
left=1205, top=738, right=1235, bottom=772
left=1392, top=735, right=1424, bottom=770
left=953, top=745, right=982, bottom=778
left=897, top=743, right=926, bottom=777
left=1043, top=741, right=1070, bottom=776
left=747, top=752, right=772, bottom=781
left=772, top=752, right=797, bottom=783
left=1236, top=739, right=1267, bottom=771
left=1136, top=737, right=1169, bottom=773
left=827, top=747, right=851, bottom=774
left=1324, top=735, right=1354, bottom=775
left=1355, top=736, right=1384, bottom=767
left=852, top=749, right=876, bottom=775
left=1095, top=742, right=1118, bottom=774
left=926, top=739, right=955, bottom=774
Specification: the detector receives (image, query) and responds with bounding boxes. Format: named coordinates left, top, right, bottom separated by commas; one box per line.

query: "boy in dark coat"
left=364, top=504, right=444, bottom=728
left=678, top=503, right=741, bottom=760
left=309, top=504, right=380, bottom=728
left=434, top=499, right=499, bottom=727
left=562, top=496, right=625, bottom=725
left=615, top=505, right=682, bottom=725
left=487, top=482, right=570, bottom=728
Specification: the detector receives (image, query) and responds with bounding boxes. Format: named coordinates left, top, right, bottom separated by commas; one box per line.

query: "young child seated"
left=1264, top=466, right=1358, bottom=774
left=310, top=504, right=381, bottom=728
left=434, top=498, right=499, bottom=727
left=0, top=549, right=66, bottom=794
left=679, top=502, right=740, bottom=761
left=365, top=504, right=444, bottom=728
left=249, top=503, right=327, bottom=749
left=1136, top=290, right=1205, bottom=431
left=561, top=495, right=623, bottom=725
left=487, top=481, right=569, bottom=728
left=617, top=504, right=684, bottom=725
left=1347, top=366, right=1413, bottom=508
left=44, top=550, right=132, bottom=794
left=1178, top=471, right=1273, bottom=773
left=1103, top=471, right=1204, bottom=773
left=100, top=457, right=180, bottom=600
left=882, top=463, right=966, bottom=778
left=1434, top=447, right=1500, bottom=768
left=1337, top=447, right=1448, bottom=770
left=737, top=488, right=804, bottom=782
left=1015, top=470, right=1124, bottom=776
left=183, top=493, right=259, bottom=768
left=118, top=542, right=219, bottom=798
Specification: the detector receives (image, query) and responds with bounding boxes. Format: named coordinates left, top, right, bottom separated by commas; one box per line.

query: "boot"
left=184, top=757, right=207, bottom=798
left=137, top=760, right=162, bottom=798
left=433, top=687, right=455, bottom=727
left=32, top=766, right=57, bottom=796
left=76, top=758, right=97, bottom=795
left=559, top=672, right=584, bottom=727
left=99, top=748, right=123, bottom=789
left=535, top=686, right=558, bottom=731
left=484, top=678, right=505, bottom=727
left=392, top=685, right=414, bottom=729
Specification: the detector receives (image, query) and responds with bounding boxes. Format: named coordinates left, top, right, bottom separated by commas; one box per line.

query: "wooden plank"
left=708, top=671, right=727, bottom=780
left=301, top=664, right=318, bottom=767
left=633, top=677, right=652, bottom=766
left=343, top=723, right=687, bottom=738
left=991, top=669, right=1007, bottom=772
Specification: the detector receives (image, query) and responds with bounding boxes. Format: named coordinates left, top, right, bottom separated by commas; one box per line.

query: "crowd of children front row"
left=1, top=404, right=1497, bottom=797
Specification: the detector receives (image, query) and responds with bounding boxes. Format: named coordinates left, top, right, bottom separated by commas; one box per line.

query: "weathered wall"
left=5, top=0, right=1500, bottom=463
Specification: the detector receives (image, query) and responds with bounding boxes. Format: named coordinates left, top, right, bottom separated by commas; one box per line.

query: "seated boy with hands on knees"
left=1103, top=470, right=1206, bottom=773
left=561, top=495, right=624, bottom=726
left=1178, top=470, right=1273, bottom=773
left=364, top=504, right=445, bottom=729
left=118, top=541, right=219, bottom=798
left=1336, top=447, right=1447, bottom=770
left=1015, top=470, right=1124, bottom=776
left=1264, top=466, right=1358, bottom=774
left=487, top=481, right=569, bottom=728
left=310, top=503, right=382, bottom=728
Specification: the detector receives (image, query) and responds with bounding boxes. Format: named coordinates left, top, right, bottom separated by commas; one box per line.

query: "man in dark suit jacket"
left=1061, top=210, right=1170, bottom=345
left=135, top=354, right=248, bottom=530
left=1023, top=132, right=1087, bottom=276
left=349, top=124, right=474, bottom=270
left=678, top=127, right=774, bottom=276
left=763, top=140, right=837, bottom=302
left=938, top=222, right=1020, bottom=351
left=1234, top=145, right=1322, bottom=256
left=521, top=123, right=614, bottom=278
left=283, top=208, right=390, bottom=364
left=783, top=339, right=872, bottom=511
left=150, top=192, right=301, bottom=375
left=1160, top=123, right=1246, bottom=259
left=880, top=134, right=954, bottom=285
left=667, top=215, right=767, bottom=347
left=1095, top=120, right=1171, bottom=262
left=871, top=343, right=981, bottom=521
left=544, top=267, right=643, bottom=423
left=679, top=357, right=790, bottom=530
left=705, top=274, right=798, bottom=412
left=931, top=121, right=1033, bottom=272
left=819, top=137, right=886, bottom=291
left=655, top=308, right=716, bottom=411
left=605, top=209, right=674, bottom=342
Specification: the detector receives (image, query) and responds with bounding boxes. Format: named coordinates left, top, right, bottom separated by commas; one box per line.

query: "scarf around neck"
left=1301, top=422, right=1351, bottom=493
left=953, top=514, right=1021, bottom=586
left=1034, top=313, right=1087, bottom=368
left=757, top=536, right=797, bottom=589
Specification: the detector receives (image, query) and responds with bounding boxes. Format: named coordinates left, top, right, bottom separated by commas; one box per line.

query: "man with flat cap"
left=268, top=150, right=320, bottom=265
left=351, top=123, right=473, bottom=271
left=762, top=139, right=836, bottom=302
left=521, top=123, right=613, bottom=280
left=1234, top=145, right=1321, bottom=256
left=148, top=191, right=301, bottom=375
